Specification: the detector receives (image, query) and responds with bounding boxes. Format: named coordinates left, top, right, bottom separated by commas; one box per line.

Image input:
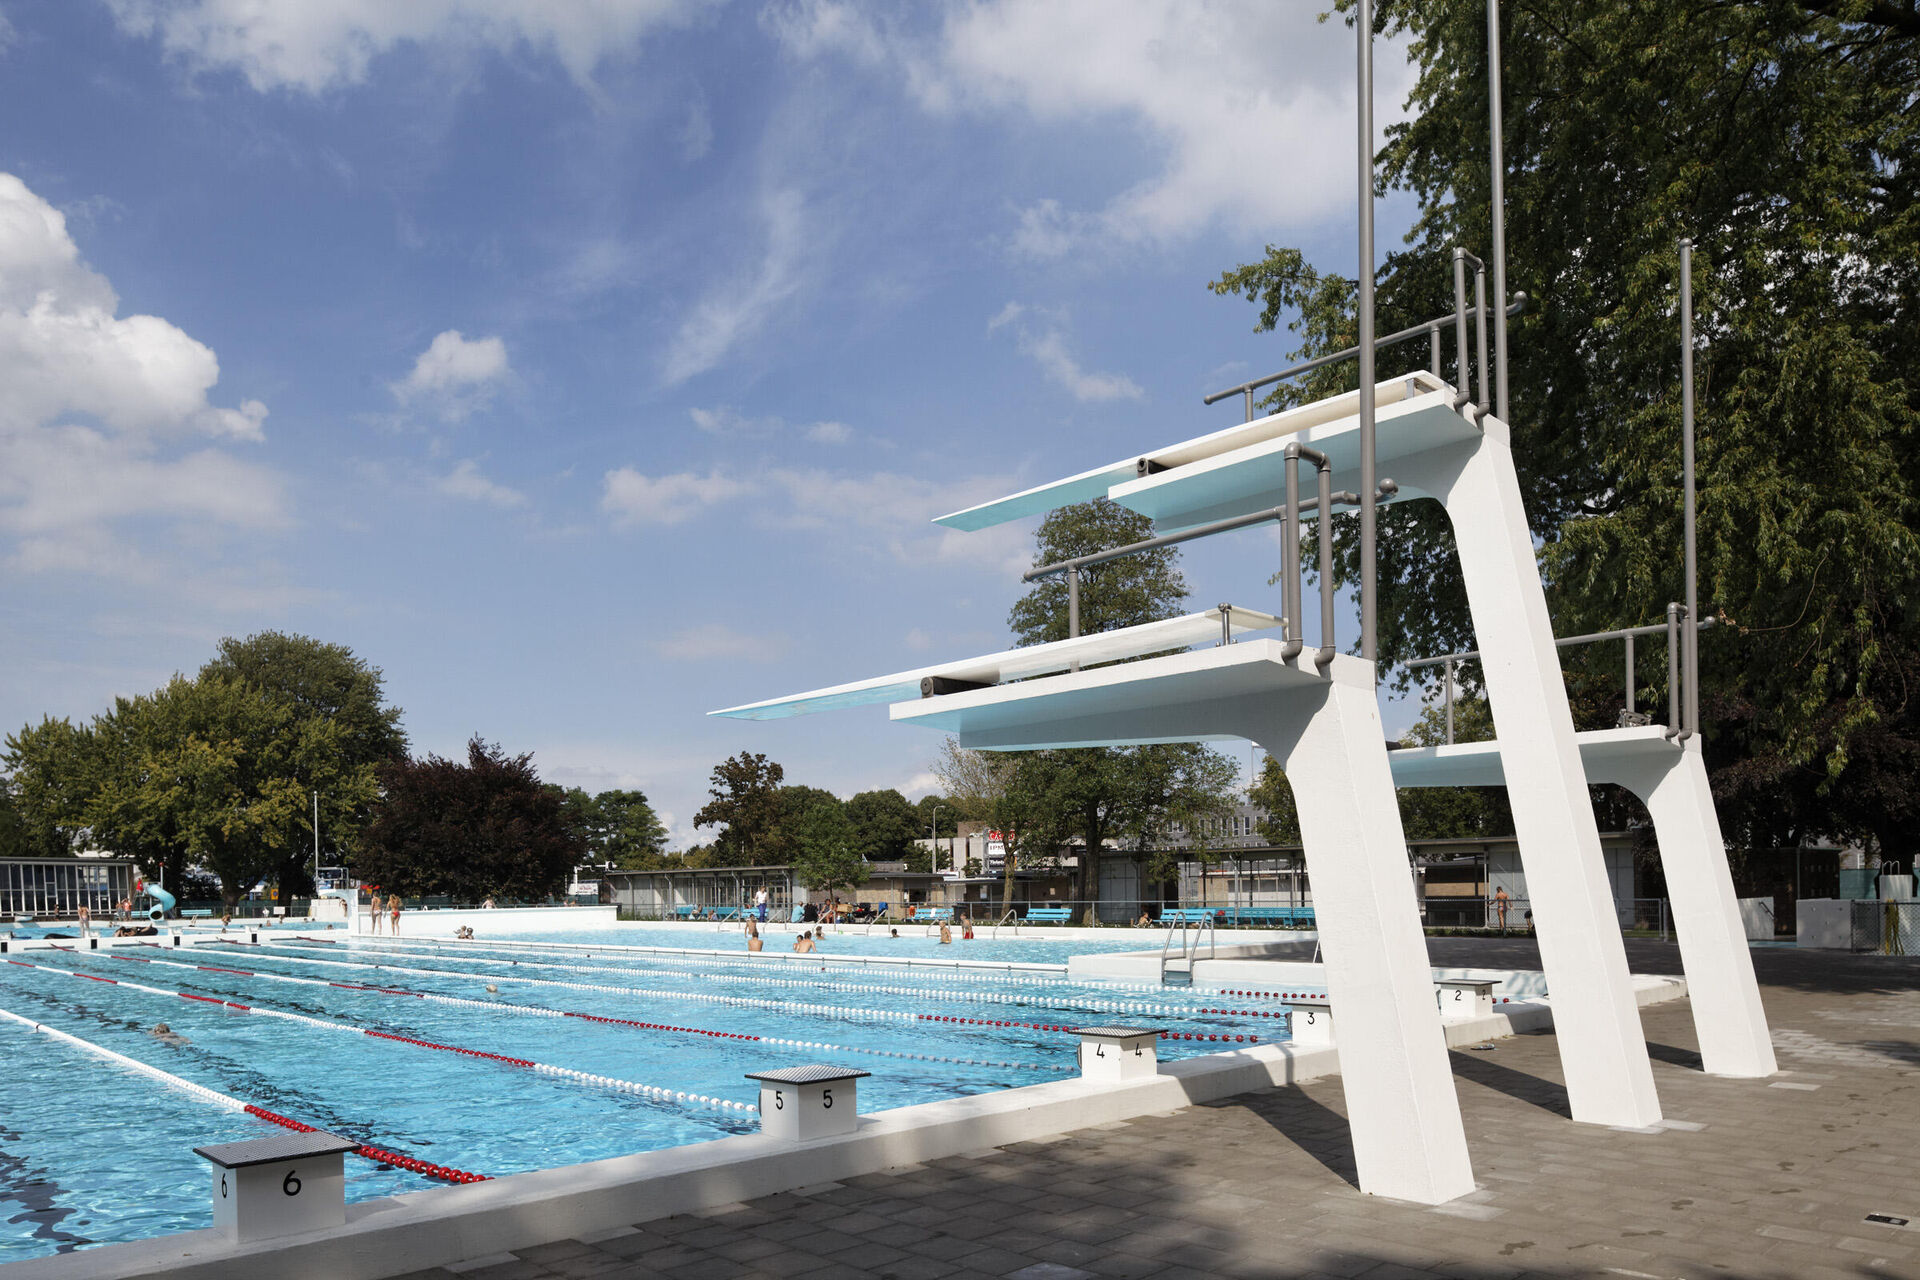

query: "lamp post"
left=931, top=804, right=945, bottom=876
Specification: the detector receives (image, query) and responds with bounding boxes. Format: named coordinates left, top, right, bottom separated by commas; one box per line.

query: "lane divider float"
left=0, top=997, right=486, bottom=1182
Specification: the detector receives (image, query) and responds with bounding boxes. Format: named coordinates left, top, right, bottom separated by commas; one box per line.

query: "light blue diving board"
left=709, top=606, right=1282, bottom=721
left=934, top=372, right=1462, bottom=533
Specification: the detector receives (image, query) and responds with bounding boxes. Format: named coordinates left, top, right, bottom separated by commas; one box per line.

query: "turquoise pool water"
left=0, top=932, right=1290, bottom=1261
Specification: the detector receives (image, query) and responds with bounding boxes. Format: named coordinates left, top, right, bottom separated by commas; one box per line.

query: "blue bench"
left=1229, top=906, right=1316, bottom=926
left=906, top=906, right=953, bottom=923
left=180, top=909, right=214, bottom=919
left=1024, top=907, right=1073, bottom=924
left=1160, top=908, right=1219, bottom=925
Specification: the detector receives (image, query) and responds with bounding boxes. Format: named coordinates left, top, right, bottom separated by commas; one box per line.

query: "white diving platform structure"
left=714, top=364, right=1773, bottom=1203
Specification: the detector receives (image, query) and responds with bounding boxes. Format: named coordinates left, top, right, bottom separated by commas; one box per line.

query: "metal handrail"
left=1407, top=615, right=1718, bottom=743
left=1203, top=293, right=1528, bottom=421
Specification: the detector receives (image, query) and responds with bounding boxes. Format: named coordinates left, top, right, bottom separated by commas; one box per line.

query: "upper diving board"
left=936, top=371, right=1471, bottom=534
left=709, top=605, right=1281, bottom=721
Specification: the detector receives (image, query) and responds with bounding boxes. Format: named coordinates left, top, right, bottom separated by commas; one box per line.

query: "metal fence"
left=1849, top=900, right=1920, bottom=954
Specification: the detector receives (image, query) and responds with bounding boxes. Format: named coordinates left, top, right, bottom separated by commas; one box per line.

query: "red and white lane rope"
left=222, top=946, right=1257, bottom=1045
left=94, top=951, right=1071, bottom=1074
left=0, top=999, right=487, bottom=1183
left=6, top=957, right=753, bottom=1117
left=286, top=940, right=1201, bottom=1019
left=360, top=934, right=1071, bottom=983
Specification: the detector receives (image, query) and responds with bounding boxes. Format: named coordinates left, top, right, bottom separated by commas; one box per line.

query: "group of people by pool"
left=365, top=891, right=404, bottom=934
left=741, top=914, right=975, bottom=954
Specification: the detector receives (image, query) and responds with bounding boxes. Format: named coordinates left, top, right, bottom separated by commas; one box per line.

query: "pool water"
left=0, top=931, right=1291, bottom=1261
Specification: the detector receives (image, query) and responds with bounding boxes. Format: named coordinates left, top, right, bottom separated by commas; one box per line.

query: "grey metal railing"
left=1407, top=615, right=1719, bottom=743
left=1203, top=287, right=1528, bottom=424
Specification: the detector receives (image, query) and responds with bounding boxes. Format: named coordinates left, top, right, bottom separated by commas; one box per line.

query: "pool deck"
left=379, top=939, right=1920, bottom=1280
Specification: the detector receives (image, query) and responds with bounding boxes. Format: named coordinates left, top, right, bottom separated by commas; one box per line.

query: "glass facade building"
left=1, top=858, right=136, bottom=919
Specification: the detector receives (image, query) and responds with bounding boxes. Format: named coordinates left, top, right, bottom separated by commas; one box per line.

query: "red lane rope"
left=242, top=1106, right=487, bottom=1184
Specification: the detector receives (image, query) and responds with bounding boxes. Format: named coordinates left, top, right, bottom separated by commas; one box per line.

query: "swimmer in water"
left=149, top=1022, right=187, bottom=1046
left=938, top=922, right=952, bottom=945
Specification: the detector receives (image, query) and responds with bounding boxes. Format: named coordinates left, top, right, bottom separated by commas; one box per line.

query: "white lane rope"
left=92, top=950, right=1068, bottom=1075
left=266, top=940, right=1203, bottom=1019
left=5, top=956, right=754, bottom=1117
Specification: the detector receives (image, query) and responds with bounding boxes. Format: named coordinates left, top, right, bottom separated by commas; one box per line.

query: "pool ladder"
left=1159, top=916, right=1215, bottom=986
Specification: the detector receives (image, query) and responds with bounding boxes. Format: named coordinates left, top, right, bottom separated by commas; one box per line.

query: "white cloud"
left=105, top=0, right=718, bottom=94
left=393, top=329, right=509, bottom=422
left=600, top=467, right=750, bottom=525
left=805, top=420, right=852, bottom=445
left=0, top=172, right=284, bottom=574
left=437, top=458, right=527, bottom=508
left=690, top=405, right=853, bottom=445
left=661, top=187, right=807, bottom=384
left=770, top=1, right=1413, bottom=254
left=987, top=302, right=1142, bottom=403
left=654, top=622, right=783, bottom=663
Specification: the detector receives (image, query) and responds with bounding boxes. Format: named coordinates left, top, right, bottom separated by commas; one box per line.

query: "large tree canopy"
left=355, top=736, right=581, bottom=900
left=200, top=631, right=407, bottom=894
left=1213, top=0, right=1920, bottom=863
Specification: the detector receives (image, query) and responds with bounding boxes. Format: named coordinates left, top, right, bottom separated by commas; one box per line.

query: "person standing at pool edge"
left=1494, top=886, right=1511, bottom=933
left=755, top=885, right=769, bottom=923
left=389, top=894, right=402, bottom=934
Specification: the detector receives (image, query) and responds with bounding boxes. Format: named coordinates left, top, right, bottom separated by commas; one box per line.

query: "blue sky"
left=0, top=1, right=1427, bottom=846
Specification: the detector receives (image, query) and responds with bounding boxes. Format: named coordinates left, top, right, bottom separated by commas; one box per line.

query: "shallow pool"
left=0, top=933, right=1291, bottom=1261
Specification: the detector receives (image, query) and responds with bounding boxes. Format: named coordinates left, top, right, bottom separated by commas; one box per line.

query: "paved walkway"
left=399, top=944, right=1920, bottom=1280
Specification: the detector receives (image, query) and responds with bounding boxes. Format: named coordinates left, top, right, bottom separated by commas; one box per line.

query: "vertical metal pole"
left=1068, top=565, right=1082, bottom=672
left=1316, top=462, right=1336, bottom=666
left=1474, top=264, right=1490, bottom=412
left=312, top=789, right=320, bottom=893
left=1680, top=239, right=1699, bottom=737
left=1244, top=386, right=1255, bottom=422
left=1666, top=602, right=1681, bottom=735
left=1488, top=0, right=1510, bottom=422
left=1357, top=0, right=1377, bottom=665
left=1624, top=633, right=1636, bottom=714
left=1444, top=658, right=1456, bottom=744
left=1282, top=452, right=1303, bottom=658
left=1452, top=249, right=1471, bottom=396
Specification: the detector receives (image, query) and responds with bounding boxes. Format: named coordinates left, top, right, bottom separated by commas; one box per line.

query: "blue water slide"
left=142, top=881, right=176, bottom=922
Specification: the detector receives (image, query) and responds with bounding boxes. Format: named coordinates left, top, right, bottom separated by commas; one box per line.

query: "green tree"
left=1008, top=499, right=1188, bottom=645
left=791, top=797, right=870, bottom=900
left=845, top=789, right=923, bottom=863
left=1213, top=0, right=1920, bottom=863
left=355, top=736, right=582, bottom=900
left=1, top=717, right=96, bottom=859
left=594, top=789, right=670, bottom=869
left=200, top=632, right=407, bottom=896
left=1004, top=501, right=1240, bottom=921
left=692, top=753, right=787, bottom=866
left=82, top=675, right=369, bottom=908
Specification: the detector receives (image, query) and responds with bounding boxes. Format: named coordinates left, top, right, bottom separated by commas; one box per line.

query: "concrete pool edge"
left=3, top=975, right=1687, bottom=1280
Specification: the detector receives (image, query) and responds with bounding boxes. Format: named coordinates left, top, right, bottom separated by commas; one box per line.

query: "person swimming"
left=149, top=1022, right=187, bottom=1046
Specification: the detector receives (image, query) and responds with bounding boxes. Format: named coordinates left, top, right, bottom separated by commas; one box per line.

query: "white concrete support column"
left=1413, top=425, right=1663, bottom=1127
left=1606, top=741, right=1776, bottom=1077
left=1258, top=672, right=1475, bottom=1204
left=893, top=646, right=1473, bottom=1204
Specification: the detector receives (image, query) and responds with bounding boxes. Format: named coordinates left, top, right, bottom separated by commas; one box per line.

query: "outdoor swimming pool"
left=0, top=929, right=1297, bottom=1261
